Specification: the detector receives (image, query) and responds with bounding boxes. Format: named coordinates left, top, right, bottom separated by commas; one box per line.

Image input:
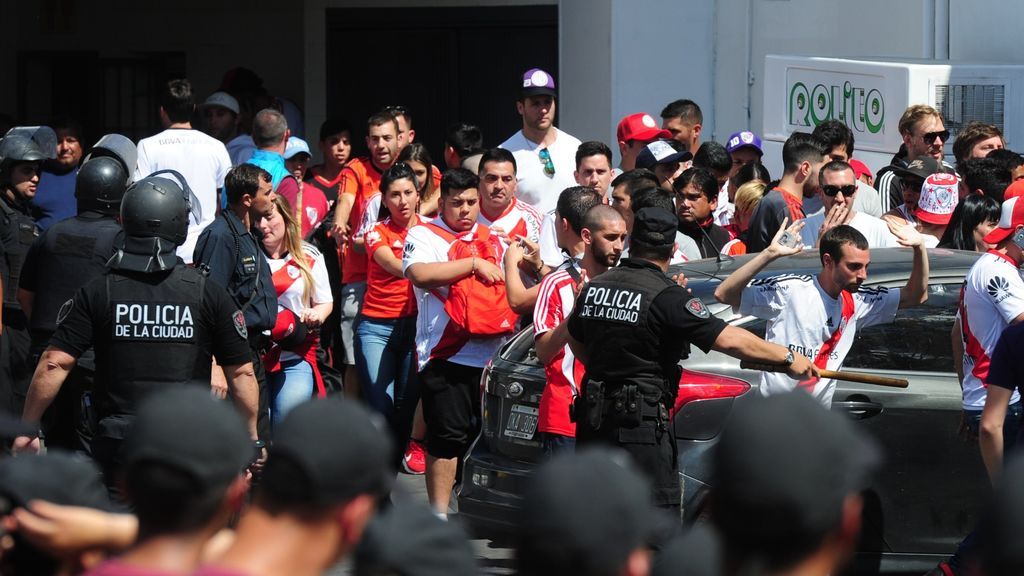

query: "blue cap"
left=284, top=136, right=311, bottom=160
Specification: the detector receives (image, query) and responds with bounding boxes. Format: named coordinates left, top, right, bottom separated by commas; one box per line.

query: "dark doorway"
left=325, top=5, right=558, bottom=164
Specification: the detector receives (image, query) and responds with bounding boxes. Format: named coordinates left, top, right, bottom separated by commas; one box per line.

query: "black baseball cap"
left=0, top=451, right=112, bottom=512
left=635, top=139, right=693, bottom=171
left=260, top=397, right=392, bottom=506
left=632, top=207, right=678, bottom=247
left=122, top=387, right=252, bottom=491
left=711, top=392, right=881, bottom=568
left=354, top=504, right=477, bottom=576
left=894, top=155, right=951, bottom=181
left=516, top=447, right=662, bottom=576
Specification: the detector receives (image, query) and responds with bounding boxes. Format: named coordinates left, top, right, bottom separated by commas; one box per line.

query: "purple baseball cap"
left=521, top=68, right=557, bottom=98
left=726, top=131, right=763, bottom=156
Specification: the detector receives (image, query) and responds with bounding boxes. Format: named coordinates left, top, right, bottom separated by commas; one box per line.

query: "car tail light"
left=671, top=369, right=751, bottom=417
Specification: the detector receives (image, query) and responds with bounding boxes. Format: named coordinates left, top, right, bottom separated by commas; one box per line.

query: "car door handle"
left=833, top=400, right=883, bottom=419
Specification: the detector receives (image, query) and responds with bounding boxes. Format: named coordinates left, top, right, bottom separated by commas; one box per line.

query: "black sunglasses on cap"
left=822, top=184, right=857, bottom=197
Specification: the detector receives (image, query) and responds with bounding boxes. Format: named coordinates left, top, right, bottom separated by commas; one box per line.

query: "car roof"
left=670, top=247, right=981, bottom=314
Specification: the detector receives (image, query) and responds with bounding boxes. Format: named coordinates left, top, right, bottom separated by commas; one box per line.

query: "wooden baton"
left=739, top=362, right=909, bottom=389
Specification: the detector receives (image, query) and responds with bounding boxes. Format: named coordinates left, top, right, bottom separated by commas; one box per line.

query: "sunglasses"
left=822, top=184, right=857, bottom=197
left=920, top=129, right=950, bottom=143
left=539, top=147, right=555, bottom=177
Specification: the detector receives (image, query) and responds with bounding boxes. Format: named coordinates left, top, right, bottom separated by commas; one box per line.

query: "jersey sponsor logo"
left=987, top=276, right=1012, bottom=303
left=404, top=242, right=416, bottom=255
left=790, top=343, right=840, bottom=362
left=112, top=302, right=196, bottom=341
left=685, top=297, right=710, bottom=319
left=578, top=285, right=642, bottom=324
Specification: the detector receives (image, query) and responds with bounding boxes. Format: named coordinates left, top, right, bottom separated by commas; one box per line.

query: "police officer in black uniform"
left=0, top=131, right=47, bottom=416
left=567, top=207, right=817, bottom=510
left=13, top=173, right=260, bottom=491
left=16, top=134, right=136, bottom=451
left=193, top=163, right=277, bottom=440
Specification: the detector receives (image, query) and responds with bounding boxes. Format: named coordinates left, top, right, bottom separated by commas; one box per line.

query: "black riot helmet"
left=0, top=135, right=46, bottom=182
left=109, top=170, right=200, bottom=273
left=76, top=134, right=138, bottom=215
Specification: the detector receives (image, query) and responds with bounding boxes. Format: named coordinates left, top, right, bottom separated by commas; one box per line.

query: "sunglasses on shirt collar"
left=539, top=147, right=555, bottom=177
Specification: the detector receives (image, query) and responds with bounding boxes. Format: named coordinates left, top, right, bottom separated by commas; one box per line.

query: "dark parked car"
left=459, top=247, right=987, bottom=574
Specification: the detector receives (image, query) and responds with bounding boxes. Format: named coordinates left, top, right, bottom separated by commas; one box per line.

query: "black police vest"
left=96, top=265, right=209, bottom=419
left=575, top=261, right=675, bottom=401
left=29, top=214, right=121, bottom=341
left=0, top=196, right=39, bottom=326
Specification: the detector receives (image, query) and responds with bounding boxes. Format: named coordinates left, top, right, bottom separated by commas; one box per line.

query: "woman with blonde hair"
left=722, top=180, right=766, bottom=256
left=259, top=195, right=334, bottom=426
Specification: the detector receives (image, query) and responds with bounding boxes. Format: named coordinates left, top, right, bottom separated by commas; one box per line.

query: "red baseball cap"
left=617, top=113, right=671, bottom=144
left=984, top=196, right=1024, bottom=244
left=1004, top=179, right=1024, bottom=202
left=916, top=173, right=959, bottom=225
left=848, top=158, right=873, bottom=179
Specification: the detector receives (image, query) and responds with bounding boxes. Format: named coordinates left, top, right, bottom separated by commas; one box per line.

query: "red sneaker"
left=402, top=439, right=426, bottom=475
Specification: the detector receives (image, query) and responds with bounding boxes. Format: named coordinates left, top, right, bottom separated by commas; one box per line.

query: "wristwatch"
left=783, top=350, right=795, bottom=366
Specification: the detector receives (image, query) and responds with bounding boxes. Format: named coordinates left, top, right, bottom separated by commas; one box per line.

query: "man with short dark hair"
left=477, top=148, right=543, bottom=244
left=811, top=119, right=884, bottom=217
left=799, top=160, right=897, bottom=248
left=610, top=169, right=659, bottom=232
left=574, top=141, right=614, bottom=194
left=628, top=185, right=701, bottom=262
left=660, top=99, right=702, bottom=153
left=403, top=168, right=511, bottom=517
left=745, top=133, right=828, bottom=252
left=953, top=121, right=1004, bottom=171
left=674, top=167, right=731, bottom=258
left=692, top=141, right=733, bottom=227
left=500, top=68, right=582, bottom=215
left=134, top=79, right=232, bottom=264
left=32, top=118, right=83, bottom=231
left=195, top=398, right=391, bottom=576
left=715, top=221, right=929, bottom=407
left=382, top=105, right=417, bottom=151
left=444, top=122, right=484, bottom=172
left=960, top=157, right=1012, bottom=202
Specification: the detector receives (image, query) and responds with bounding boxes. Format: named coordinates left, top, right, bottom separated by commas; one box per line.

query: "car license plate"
left=504, top=404, right=539, bottom=440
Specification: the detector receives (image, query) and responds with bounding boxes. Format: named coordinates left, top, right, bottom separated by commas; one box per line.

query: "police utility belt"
left=571, top=380, right=670, bottom=432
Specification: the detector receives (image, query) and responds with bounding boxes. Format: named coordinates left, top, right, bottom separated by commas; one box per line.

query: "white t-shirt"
left=799, top=211, right=898, bottom=249
left=402, top=220, right=509, bottom=371
left=713, top=183, right=734, bottom=227
left=135, top=128, right=232, bottom=264
left=740, top=274, right=901, bottom=406
left=499, top=128, right=582, bottom=215
left=960, top=251, right=1024, bottom=409
left=264, top=243, right=333, bottom=361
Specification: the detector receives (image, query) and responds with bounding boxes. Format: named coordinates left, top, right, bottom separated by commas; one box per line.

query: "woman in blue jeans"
left=260, top=196, right=334, bottom=428
left=356, top=163, right=421, bottom=468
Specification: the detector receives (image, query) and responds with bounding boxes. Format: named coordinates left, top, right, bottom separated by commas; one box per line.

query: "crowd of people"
left=0, top=62, right=1024, bottom=576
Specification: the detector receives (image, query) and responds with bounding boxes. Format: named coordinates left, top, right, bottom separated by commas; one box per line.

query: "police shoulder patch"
left=56, top=299, right=74, bottom=325
left=232, top=310, right=248, bottom=339
left=685, top=297, right=710, bottom=319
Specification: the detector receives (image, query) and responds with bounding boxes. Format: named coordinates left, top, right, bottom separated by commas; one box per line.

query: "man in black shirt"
left=567, top=207, right=816, bottom=509
left=674, top=167, right=731, bottom=258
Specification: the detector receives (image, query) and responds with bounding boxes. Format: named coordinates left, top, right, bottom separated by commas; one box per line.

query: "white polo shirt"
left=499, top=127, right=582, bottom=216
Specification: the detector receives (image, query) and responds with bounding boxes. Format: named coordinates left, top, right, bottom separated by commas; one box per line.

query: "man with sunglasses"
left=499, top=68, right=581, bottom=216
left=876, top=105, right=954, bottom=213
left=801, top=160, right=898, bottom=248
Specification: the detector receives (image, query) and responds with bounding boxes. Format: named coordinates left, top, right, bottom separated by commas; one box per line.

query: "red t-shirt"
left=339, top=157, right=383, bottom=284
left=363, top=218, right=417, bottom=319
left=306, top=165, right=343, bottom=206
left=533, top=267, right=585, bottom=437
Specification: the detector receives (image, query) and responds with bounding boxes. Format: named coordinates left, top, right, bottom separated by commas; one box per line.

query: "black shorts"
left=577, top=416, right=680, bottom=509
left=419, top=359, right=483, bottom=459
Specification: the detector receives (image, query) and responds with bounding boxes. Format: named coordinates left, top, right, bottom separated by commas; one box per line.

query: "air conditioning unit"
left=760, top=55, right=1024, bottom=176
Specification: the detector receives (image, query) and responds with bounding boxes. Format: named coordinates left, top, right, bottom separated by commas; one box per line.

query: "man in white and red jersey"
left=962, top=196, right=1024, bottom=441
left=477, top=148, right=543, bottom=243
left=715, top=221, right=929, bottom=407
left=330, top=113, right=399, bottom=393
left=403, top=168, right=509, bottom=517
left=533, top=203, right=625, bottom=456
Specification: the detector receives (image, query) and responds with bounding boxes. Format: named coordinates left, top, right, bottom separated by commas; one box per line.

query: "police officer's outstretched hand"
left=785, top=351, right=819, bottom=381
left=12, top=435, right=41, bottom=455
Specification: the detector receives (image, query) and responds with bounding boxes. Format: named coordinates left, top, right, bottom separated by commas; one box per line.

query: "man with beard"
left=715, top=222, right=929, bottom=407
left=876, top=105, right=953, bottom=213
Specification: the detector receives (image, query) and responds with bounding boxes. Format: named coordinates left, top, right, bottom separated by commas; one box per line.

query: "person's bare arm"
left=223, top=361, right=259, bottom=440
left=712, top=325, right=818, bottom=381
left=536, top=322, right=572, bottom=365
left=406, top=258, right=502, bottom=290
left=373, top=244, right=406, bottom=279
left=16, top=288, right=34, bottom=320
left=301, top=302, right=333, bottom=329
left=503, top=239, right=538, bottom=314
left=888, top=221, right=930, bottom=308
left=331, top=193, right=355, bottom=243
left=980, top=385, right=1013, bottom=482
left=14, top=348, right=77, bottom=453
left=714, top=219, right=804, bottom=308
left=12, top=501, right=138, bottom=555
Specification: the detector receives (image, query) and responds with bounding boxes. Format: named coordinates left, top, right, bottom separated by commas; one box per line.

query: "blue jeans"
left=355, top=315, right=419, bottom=465
left=269, top=358, right=314, bottom=429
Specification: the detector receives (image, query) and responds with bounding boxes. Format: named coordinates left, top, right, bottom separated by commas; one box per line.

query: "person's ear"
left=709, top=193, right=718, bottom=210
left=336, top=494, right=376, bottom=548
left=581, top=227, right=593, bottom=245
left=407, top=128, right=416, bottom=143
left=516, top=101, right=526, bottom=116
left=692, top=123, right=703, bottom=139
left=800, top=161, right=811, bottom=180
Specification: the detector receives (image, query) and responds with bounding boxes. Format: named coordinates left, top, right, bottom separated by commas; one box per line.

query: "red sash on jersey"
left=263, top=255, right=326, bottom=398
left=800, top=290, right=854, bottom=389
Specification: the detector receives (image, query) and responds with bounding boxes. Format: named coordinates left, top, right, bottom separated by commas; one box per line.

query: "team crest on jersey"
left=367, top=230, right=382, bottom=244
left=685, top=297, right=710, bottom=319
left=305, top=207, right=319, bottom=224
left=232, top=310, right=248, bottom=339
left=287, top=265, right=300, bottom=279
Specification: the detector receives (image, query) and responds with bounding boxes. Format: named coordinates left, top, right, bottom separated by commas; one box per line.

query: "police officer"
left=193, top=163, right=277, bottom=440
left=0, top=131, right=46, bottom=415
left=16, top=134, right=136, bottom=451
left=566, top=207, right=817, bottom=510
left=13, top=173, right=260, bottom=491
